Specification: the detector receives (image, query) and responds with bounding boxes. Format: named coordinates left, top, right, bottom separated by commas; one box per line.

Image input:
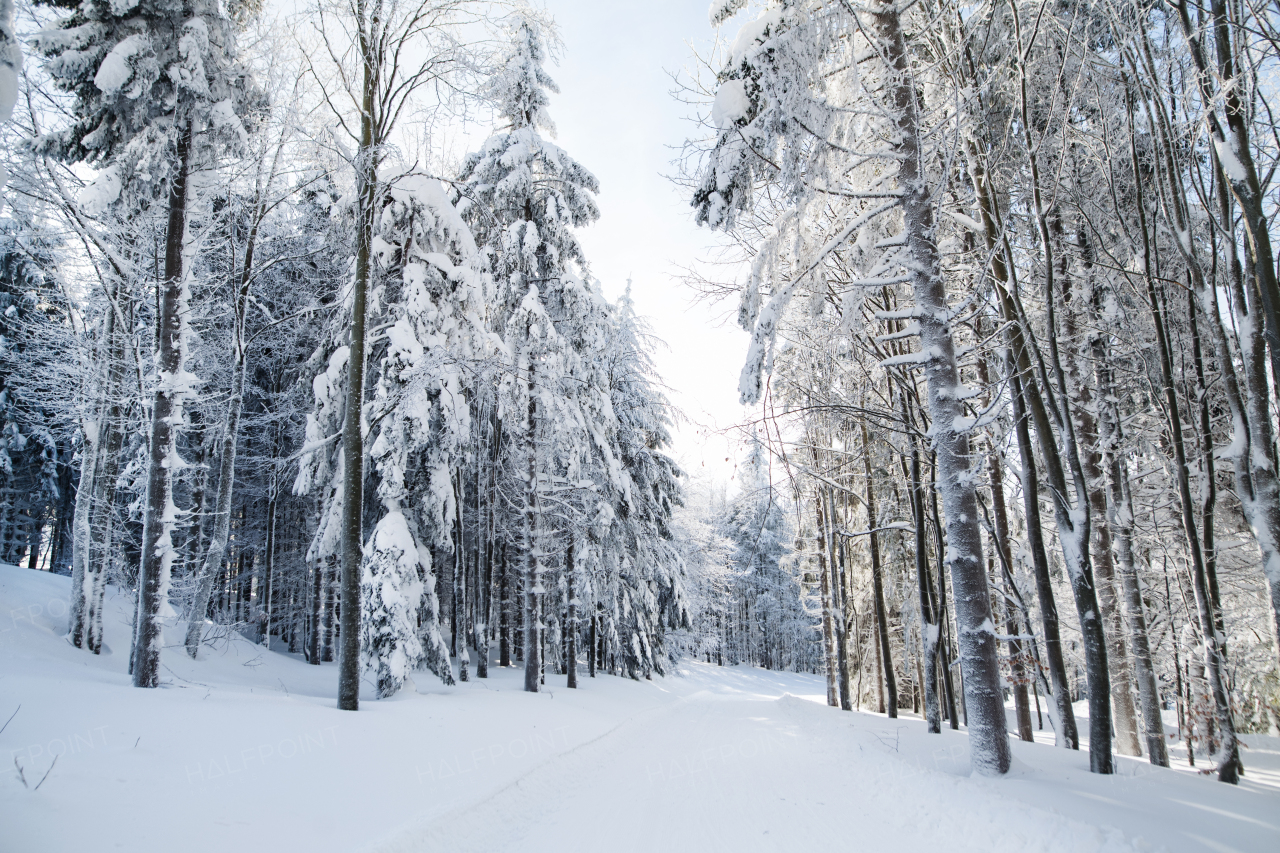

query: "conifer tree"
left=36, top=0, right=255, bottom=685
left=458, top=14, right=601, bottom=692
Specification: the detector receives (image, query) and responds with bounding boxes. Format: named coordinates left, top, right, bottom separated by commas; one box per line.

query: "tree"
left=307, top=0, right=486, bottom=710
left=457, top=13, right=602, bottom=692
left=36, top=0, right=255, bottom=686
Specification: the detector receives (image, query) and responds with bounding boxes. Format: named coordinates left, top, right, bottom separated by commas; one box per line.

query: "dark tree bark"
left=814, top=488, right=839, bottom=707
left=588, top=610, right=597, bottom=678
left=308, top=557, right=322, bottom=664
left=908, top=439, right=941, bottom=733
left=861, top=423, right=896, bottom=718
left=523, top=356, right=541, bottom=693
left=968, top=145, right=1078, bottom=749
left=1009, top=368, right=1079, bottom=749
left=988, top=450, right=1033, bottom=742
left=132, top=125, right=192, bottom=689
left=1130, top=83, right=1241, bottom=781
left=499, top=541, right=511, bottom=667
left=566, top=541, right=577, bottom=689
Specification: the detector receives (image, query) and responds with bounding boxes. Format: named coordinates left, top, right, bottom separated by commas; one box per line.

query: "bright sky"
left=538, top=0, right=755, bottom=491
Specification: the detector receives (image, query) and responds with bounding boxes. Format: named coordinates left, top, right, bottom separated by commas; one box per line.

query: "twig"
left=0, top=705, right=18, bottom=737
left=161, top=664, right=210, bottom=688
left=34, top=755, right=57, bottom=791
left=13, top=756, right=27, bottom=788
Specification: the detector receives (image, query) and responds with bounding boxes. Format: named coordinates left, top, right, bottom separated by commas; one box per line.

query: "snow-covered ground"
left=1, top=563, right=1276, bottom=853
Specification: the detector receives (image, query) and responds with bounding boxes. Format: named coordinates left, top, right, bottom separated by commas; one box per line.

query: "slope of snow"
left=1, top=563, right=1277, bottom=853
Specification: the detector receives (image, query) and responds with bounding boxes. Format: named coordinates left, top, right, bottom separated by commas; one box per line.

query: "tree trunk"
left=872, top=0, right=1008, bottom=774
left=969, top=144, right=1077, bottom=749
left=1149, top=277, right=1239, bottom=783
left=523, top=355, right=541, bottom=693
left=132, top=124, right=192, bottom=689
left=566, top=542, right=577, bottom=689
left=988, top=449, right=1033, bottom=742
left=588, top=610, right=597, bottom=678
left=455, top=475, right=470, bottom=682
left=322, top=556, right=337, bottom=662
left=1079, top=383, right=1142, bottom=759
left=335, top=17, right=380, bottom=710
left=1063, top=227, right=1141, bottom=757
left=478, top=430, right=495, bottom=678
left=1131, top=85, right=1241, bottom=781
left=1010, top=368, right=1078, bottom=748
left=68, top=361, right=106, bottom=643
left=862, top=423, right=895, bottom=718
left=184, top=343, right=249, bottom=657
left=814, top=489, right=839, bottom=707
left=834, top=490, right=854, bottom=710
left=929, top=468, right=958, bottom=730
left=261, top=492, right=277, bottom=647
left=499, top=541, right=511, bottom=667
left=909, top=440, right=941, bottom=733
left=1167, top=0, right=1280, bottom=671
left=1090, top=270, right=1168, bottom=764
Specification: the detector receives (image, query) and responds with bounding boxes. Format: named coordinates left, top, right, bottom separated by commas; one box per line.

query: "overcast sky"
left=537, top=0, right=755, bottom=491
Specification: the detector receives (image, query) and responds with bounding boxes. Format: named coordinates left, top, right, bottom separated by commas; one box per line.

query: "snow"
left=711, top=79, right=749, bottom=129
left=93, top=34, right=148, bottom=95
left=2, top=562, right=1278, bottom=852
left=729, top=7, right=782, bottom=65
left=708, top=0, right=747, bottom=27
left=1214, top=135, right=1249, bottom=185
left=79, top=165, right=122, bottom=215
left=942, top=208, right=986, bottom=233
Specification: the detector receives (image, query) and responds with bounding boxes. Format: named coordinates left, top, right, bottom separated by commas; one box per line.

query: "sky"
left=535, top=0, right=756, bottom=491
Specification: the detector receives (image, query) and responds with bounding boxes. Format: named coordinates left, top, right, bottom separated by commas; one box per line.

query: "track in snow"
left=368, top=669, right=1275, bottom=853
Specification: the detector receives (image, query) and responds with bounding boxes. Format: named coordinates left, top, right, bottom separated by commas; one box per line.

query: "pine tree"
left=458, top=13, right=601, bottom=692
left=360, top=173, right=488, bottom=695
left=36, top=0, right=255, bottom=685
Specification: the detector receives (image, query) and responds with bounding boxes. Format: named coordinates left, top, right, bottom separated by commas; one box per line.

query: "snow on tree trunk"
left=1092, top=274, right=1168, bottom=765
left=132, top=127, right=194, bottom=689
left=67, top=409, right=99, bottom=647
left=909, top=442, right=941, bottom=734
left=814, top=492, right=838, bottom=707
left=871, top=0, right=1008, bottom=775
left=969, top=152, right=1077, bottom=750
left=336, top=46, right=379, bottom=710
left=1135, top=85, right=1243, bottom=782
left=862, top=445, right=896, bottom=720
left=1106, top=449, right=1170, bottom=766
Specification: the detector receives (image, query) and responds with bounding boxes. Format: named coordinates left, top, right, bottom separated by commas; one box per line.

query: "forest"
left=0, top=0, right=1279, bottom=844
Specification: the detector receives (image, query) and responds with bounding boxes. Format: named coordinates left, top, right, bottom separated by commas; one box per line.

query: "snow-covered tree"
left=358, top=173, right=491, bottom=696
left=458, top=13, right=603, bottom=692
left=36, top=0, right=256, bottom=686
left=307, top=0, right=487, bottom=710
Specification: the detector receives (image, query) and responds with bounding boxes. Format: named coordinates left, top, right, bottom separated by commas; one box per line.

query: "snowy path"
left=3, top=564, right=1278, bottom=853
left=369, top=671, right=1277, bottom=853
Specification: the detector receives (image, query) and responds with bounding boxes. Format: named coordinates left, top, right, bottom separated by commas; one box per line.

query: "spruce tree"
left=458, top=14, right=600, bottom=692
left=36, top=0, right=255, bottom=685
